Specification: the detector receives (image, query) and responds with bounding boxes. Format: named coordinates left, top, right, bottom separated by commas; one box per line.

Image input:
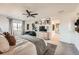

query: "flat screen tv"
left=39, top=26, right=47, bottom=32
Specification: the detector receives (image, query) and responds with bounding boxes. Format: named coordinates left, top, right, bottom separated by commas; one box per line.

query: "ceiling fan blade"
left=26, top=10, right=29, bottom=13
left=31, top=13, right=38, bottom=15
left=31, top=15, right=35, bottom=18
left=26, top=10, right=30, bottom=15
left=22, top=13, right=27, bottom=15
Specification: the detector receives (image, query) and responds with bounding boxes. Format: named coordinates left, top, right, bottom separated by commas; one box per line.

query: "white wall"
left=58, top=10, right=79, bottom=50
left=0, top=16, right=9, bottom=32
left=25, top=19, right=35, bottom=31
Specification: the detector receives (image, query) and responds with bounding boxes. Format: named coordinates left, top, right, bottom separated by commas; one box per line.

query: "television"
left=39, top=26, right=47, bottom=32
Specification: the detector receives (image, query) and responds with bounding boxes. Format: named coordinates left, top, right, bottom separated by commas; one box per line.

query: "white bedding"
left=2, top=36, right=37, bottom=55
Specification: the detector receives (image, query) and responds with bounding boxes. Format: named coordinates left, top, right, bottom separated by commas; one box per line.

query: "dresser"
left=36, top=32, right=49, bottom=40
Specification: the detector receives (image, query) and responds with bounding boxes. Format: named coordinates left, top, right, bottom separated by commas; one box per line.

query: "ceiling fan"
left=23, top=10, right=38, bottom=18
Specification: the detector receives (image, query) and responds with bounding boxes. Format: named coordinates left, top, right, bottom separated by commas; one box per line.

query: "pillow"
left=0, top=35, right=10, bottom=54
left=3, top=32, right=16, bottom=46
left=0, top=51, right=3, bottom=54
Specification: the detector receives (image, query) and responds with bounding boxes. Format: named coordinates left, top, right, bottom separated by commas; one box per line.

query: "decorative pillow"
left=3, top=32, right=16, bottom=46
left=0, top=51, right=3, bottom=54
left=0, top=35, right=10, bottom=54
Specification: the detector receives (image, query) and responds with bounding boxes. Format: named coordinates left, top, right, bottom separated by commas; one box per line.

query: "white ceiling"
left=0, top=3, right=78, bottom=20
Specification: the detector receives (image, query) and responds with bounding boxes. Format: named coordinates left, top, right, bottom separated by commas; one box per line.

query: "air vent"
left=58, top=10, right=64, bottom=13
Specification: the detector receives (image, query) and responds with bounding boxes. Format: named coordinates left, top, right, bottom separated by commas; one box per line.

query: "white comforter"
left=2, top=36, right=37, bottom=55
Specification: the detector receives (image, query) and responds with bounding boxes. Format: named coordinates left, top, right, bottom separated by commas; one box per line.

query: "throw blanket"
left=20, top=35, right=47, bottom=55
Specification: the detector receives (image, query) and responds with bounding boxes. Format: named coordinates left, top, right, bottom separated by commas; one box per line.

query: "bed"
left=1, top=34, right=47, bottom=55
left=18, top=35, right=47, bottom=55
left=2, top=36, right=37, bottom=55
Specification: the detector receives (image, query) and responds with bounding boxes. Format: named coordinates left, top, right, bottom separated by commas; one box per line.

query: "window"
left=13, top=20, right=22, bottom=35
left=13, top=22, right=22, bottom=31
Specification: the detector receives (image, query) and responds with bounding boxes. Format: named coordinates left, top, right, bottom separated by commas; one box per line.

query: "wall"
left=0, top=16, right=9, bottom=32
left=58, top=10, right=79, bottom=50
left=25, top=19, right=35, bottom=31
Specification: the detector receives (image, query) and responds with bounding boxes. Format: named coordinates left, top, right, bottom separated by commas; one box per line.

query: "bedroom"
left=0, top=3, right=79, bottom=55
